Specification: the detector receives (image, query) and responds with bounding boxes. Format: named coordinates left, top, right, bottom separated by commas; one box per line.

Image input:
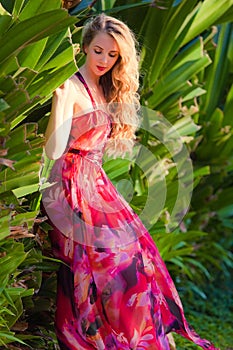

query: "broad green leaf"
left=28, top=61, right=77, bottom=99
left=182, top=0, right=233, bottom=45
left=0, top=331, right=26, bottom=345
left=0, top=173, right=39, bottom=194
left=42, top=45, right=75, bottom=71
left=12, top=0, right=26, bottom=17
left=103, top=158, right=131, bottom=180
left=0, top=219, right=10, bottom=241
left=5, top=123, right=42, bottom=148
left=35, top=30, right=69, bottom=70
left=147, top=0, right=198, bottom=85
left=17, top=39, right=48, bottom=69
left=193, top=166, right=210, bottom=178
left=18, top=0, right=61, bottom=20
left=138, top=5, right=172, bottom=79
left=10, top=114, right=28, bottom=130
left=173, top=115, right=200, bottom=136
left=2, top=289, right=17, bottom=311
left=224, top=84, right=233, bottom=125
left=207, top=108, right=224, bottom=137
left=10, top=210, right=38, bottom=228
left=0, top=10, right=77, bottom=64
left=165, top=247, right=194, bottom=260
left=202, top=23, right=233, bottom=117
left=13, top=184, right=39, bottom=198
left=4, top=153, right=41, bottom=170
left=0, top=4, right=12, bottom=33
left=7, top=287, right=34, bottom=298
left=147, top=53, right=211, bottom=108
left=182, top=87, right=206, bottom=102
left=110, top=1, right=153, bottom=12
left=0, top=75, right=16, bottom=93
left=0, top=242, right=27, bottom=276
left=0, top=56, right=20, bottom=78
left=216, top=4, right=233, bottom=24
left=167, top=37, right=207, bottom=72
left=0, top=98, right=9, bottom=112
left=4, top=89, right=37, bottom=122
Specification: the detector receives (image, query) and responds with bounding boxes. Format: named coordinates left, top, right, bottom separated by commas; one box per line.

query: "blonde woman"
left=43, top=14, right=218, bottom=350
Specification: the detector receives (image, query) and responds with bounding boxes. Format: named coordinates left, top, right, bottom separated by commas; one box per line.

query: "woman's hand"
left=54, top=79, right=70, bottom=99
left=44, top=79, right=74, bottom=160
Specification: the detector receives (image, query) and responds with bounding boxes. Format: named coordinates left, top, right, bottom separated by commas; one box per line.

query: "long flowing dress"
left=42, top=72, right=219, bottom=350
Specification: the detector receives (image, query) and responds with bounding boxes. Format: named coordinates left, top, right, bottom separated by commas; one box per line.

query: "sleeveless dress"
left=42, top=72, right=219, bottom=350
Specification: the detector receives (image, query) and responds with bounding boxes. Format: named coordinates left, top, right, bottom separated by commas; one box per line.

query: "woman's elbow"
left=44, top=148, right=60, bottom=160
left=44, top=140, right=65, bottom=160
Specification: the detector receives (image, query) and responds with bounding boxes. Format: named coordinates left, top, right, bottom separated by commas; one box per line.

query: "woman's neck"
left=79, top=65, right=100, bottom=86
left=79, top=65, right=106, bottom=104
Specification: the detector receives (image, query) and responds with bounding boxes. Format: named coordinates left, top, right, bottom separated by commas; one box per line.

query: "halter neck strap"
left=75, top=71, right=97, bottom=109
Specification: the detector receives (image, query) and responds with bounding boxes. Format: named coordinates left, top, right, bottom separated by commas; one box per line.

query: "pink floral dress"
left=42, top=72, right=219, bottom=350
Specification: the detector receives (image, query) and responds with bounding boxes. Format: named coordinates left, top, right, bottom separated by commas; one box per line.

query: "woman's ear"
left=82, top=44, right=87, bottom=55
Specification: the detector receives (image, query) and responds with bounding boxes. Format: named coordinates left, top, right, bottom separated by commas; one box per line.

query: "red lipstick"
left=97, top=66, right=106, bottom=72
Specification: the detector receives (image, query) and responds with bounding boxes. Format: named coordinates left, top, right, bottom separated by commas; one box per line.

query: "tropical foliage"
left=0, top=0, right=79, bottom=347
left=0, top=0, right=232, bottom=348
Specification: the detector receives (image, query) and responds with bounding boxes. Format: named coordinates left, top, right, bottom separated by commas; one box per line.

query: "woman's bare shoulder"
left=69, top=74, right=95, bottom=114
left=69, top=74, right=83, bottom=94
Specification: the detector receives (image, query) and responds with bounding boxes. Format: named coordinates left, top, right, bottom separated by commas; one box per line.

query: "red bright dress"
left=42, top=72, right=219, bottom=350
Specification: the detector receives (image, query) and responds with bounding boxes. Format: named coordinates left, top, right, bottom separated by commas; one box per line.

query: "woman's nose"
left=100, top=54, right=108, bottom=64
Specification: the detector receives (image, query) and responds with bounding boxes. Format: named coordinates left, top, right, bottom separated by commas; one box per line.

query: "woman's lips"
left=97, top=66, right=106, bottom=72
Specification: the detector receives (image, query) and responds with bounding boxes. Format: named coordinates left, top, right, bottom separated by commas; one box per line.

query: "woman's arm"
left=44, top=79, right=74, bottom=160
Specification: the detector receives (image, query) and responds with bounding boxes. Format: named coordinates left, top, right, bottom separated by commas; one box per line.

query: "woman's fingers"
left=54, top=79, right=70, bottom=97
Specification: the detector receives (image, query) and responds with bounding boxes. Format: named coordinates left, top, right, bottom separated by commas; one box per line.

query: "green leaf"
left=42, top=45, right=75, bottom=71
left=10, top=210, right=38, bottom=228
left=202, top=23, right=233, bottom=117
left=103, top=158, right=131, bottom=180
left=17, top=38, right=48, bottom=69
left=0, top=98, right=9, bottom=112
left=0, top=4, right=12, bottom=34
left=0, top=331, right=26, bottom=345
left=148, top=53, right=211, bottom=108
left=182, top=0, right=233, bottom=45
left=0, top=241, right=27, bottom=276
left=0, top=172, right=39, bottom=194
left=36, top=30, right=69, bottom=70
left=18, top=0, right=61, bottom=20
left=148, top=0, right=198, bottom=85
left=0, top=9, right=77, bottom=64
left=13, top=184, right=39, bottom=198
left=173, top=115, right=200, bottom=136
left=29, top=61, right=77, bottom=99
left=182, top=87, right=206, bottom=102
left=224, top=83, right=233, bottom=125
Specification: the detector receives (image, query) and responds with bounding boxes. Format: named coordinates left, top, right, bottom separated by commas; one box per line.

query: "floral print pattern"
left=42, top=73, right=219, bottom=350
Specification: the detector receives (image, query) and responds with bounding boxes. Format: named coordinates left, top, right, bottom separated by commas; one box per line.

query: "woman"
left=42, top=13, right=219, bottom=350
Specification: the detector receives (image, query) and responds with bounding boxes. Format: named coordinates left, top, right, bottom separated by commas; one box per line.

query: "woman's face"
left=84, top=32, right=119, bottom=77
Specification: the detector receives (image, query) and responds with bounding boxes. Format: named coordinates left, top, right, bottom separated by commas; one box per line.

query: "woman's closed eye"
left=109, top=53, right=118, bottom=58
left=94, top=49, right=118, bottom=58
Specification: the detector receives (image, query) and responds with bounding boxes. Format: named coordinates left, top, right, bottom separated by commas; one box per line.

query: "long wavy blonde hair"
left=82, top=13, right=141, bottom=157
